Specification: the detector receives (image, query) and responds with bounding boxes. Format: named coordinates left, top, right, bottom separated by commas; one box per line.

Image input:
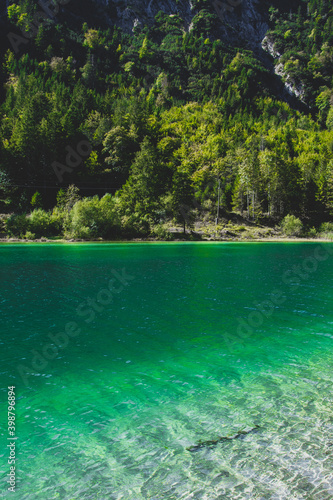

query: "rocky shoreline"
left=1, top=236, right=332, bottom=244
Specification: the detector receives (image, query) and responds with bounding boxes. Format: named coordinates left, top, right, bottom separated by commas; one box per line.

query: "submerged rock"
left=187, top=424, right=260, bottom=452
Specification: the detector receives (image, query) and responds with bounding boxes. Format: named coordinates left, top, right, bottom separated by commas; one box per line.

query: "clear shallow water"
left=0, top=242, right=333, bottom=499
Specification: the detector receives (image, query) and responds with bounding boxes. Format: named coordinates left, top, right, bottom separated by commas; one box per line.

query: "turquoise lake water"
left=1, top=242, right=333, bottom=499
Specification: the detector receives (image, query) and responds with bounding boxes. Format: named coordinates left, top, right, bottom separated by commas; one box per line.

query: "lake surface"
left=1, top=242, right=333, bottom=499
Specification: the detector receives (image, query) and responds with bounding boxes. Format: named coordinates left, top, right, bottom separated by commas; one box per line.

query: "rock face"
left=208, top=0, right=268, bottom=52
left=274, top=62, right=305, bottom=102
left=94, top=0, right=269, bottom=53
left=0, top=0, right=10, bottom=25
left=262, top=35, right=306, bottom=102
left=0, top=0, right=270, bottom=53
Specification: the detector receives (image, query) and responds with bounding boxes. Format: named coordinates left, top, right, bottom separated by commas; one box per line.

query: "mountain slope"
left=0, top=0, right=332, bottom=239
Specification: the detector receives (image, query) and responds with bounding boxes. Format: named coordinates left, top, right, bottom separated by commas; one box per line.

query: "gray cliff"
left=92, top=0, right=269, bottom=53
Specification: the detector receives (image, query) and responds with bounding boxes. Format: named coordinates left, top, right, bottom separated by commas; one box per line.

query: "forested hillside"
left=0, top=0, right=332, bottom=239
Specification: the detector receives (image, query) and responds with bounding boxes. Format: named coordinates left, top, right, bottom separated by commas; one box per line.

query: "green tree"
left=326, top=108, right=333, bottom=130
left=171, top=171, right=195, bottom=233
left=119, top=138, right=169, bottom=219
left=31, top=191, right=43, bottom=209
left=56, top=185, right=81, bottom=212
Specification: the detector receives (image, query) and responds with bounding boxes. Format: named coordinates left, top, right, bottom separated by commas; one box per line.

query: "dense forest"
left=0, top=0, right=332, bottom=239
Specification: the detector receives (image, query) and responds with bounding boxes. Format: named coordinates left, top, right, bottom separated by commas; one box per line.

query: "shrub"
left=280, top=215, right=303, bottom=237
left=0, top=214, right=10, bottom=234
left=318, top=222, right=333, bottom=240
left=29, top=209, right=59, bottom=237
left=50, top=207, right=66, bottom=235
left=121, top=212, right=152, bottom=237
left=319, top=222, right=333, bottom=233
left=151, top=224, right=173, bottom=240
left=307, top=227, right=317, bottom=238
left=23, top=231, right=36, bottom=240
left=6, top=214, right=29, bottom=237
left=68, top=194, right=121, bottom=239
